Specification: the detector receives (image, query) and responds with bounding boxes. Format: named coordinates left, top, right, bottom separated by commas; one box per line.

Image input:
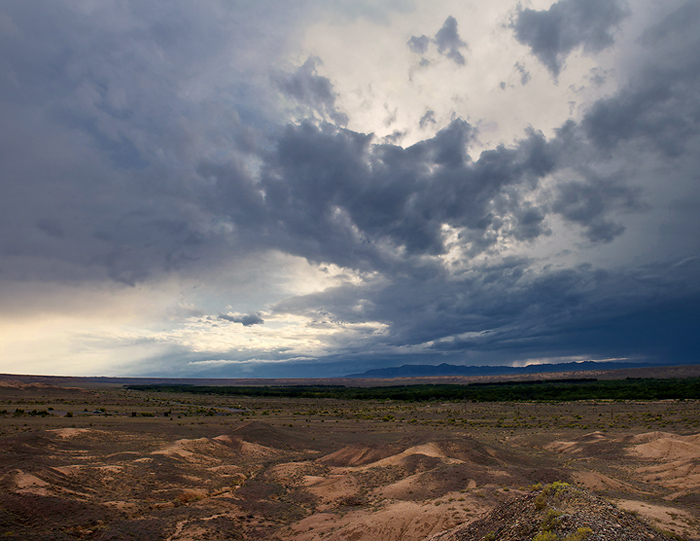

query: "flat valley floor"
left=1, top=378, right=699, bottom=540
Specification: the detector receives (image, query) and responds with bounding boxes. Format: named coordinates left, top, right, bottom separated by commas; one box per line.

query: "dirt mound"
left=428, top=483, right=676, bottom=541
left=379, top=462, right=508, bottom=501
left=544, top=431, right=629, bottom=461
left=570, top=471, right=637, bottom=493
left=231, top=421, right=318, bottom=451
left=321, top=437, right=497, bottom=469
left=152, top=436, right=241, bottom=460
left=628, top=431, right=678, bottom=445
left=399, top=452, right=443, bottom=473
left=0, top=492, right=113, bottom=539
left=48, top=428, right=93, bottom=439
left=319, top=443, right=406, bottom=466
left=303, top=473, right=359, bottom=504
left=368, top=443, right=458, bottom=468
left=630, top=432, right=700, bottom=461
left=545, top=431, right=614, bottom=454
left=279, top=499, right=482, bottom=541
left=432, top=438, right=501, bottom=465
left=625, top=432, right=700, bottom=502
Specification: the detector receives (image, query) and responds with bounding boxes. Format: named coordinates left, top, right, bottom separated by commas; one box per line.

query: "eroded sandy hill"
left=1, top=421, right=699, bottom=540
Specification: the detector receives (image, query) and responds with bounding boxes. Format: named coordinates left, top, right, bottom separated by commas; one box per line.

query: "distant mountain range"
left=345, top=360, right=658, bottom=379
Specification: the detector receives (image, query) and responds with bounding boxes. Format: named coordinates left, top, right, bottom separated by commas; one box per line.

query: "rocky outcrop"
left=428, top=482, right=677, bottom=541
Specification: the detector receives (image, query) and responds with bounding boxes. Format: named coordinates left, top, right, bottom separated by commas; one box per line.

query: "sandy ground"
left=1, top=380, right=699, bottom=540
left=617, top=499, right=696, bottom=538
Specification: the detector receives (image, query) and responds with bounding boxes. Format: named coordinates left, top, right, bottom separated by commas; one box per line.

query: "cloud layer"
left=1, top=0, right=699, bottom=376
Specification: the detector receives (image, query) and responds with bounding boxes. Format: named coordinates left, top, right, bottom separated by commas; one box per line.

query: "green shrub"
left=564, top=527, right=592, bottom=541
left=541, top=509, right=562, bottom=530
left=534, top=491, right=548, bottom=510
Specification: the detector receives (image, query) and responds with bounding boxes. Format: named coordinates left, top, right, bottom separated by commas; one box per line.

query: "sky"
left=0, top=0, right=699, bottom=378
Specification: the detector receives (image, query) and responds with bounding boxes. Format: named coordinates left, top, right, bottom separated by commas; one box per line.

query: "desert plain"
left=1, top=369, right=699, bottom=540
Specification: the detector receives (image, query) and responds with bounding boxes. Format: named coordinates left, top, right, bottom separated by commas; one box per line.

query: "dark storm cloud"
left=419, top=110, right=437, bottom=129
left=278, top=57, right=335, bottom=108
left=408, top=16, right=467, bottom=66
left=407, top=35, right=430, bottom=55
left=512, top=0, right=628, bottom=77
left=582, top=2, right=700, bottom=157
left=514, top=62, right=531, bottom=85
left=639, top=1, right=700, bottom=45
left=193, top=107, right=645, bottom=278
left=272, top=255, right=700, bottom=371
left=219, top=312, right=264, bottom=326
left=512, top=203, right=547, bottom=241
left=3, top=67, right=647, bottom=288
left=242, top=119, right=561, bottom=265
left=0, top=1, right=296, bottom=285
left=255, top=1, right=700, bottom=372
left=435, top=16, right=468, bottom=65
left=551, top=174, right=643, bottom=243
left=36, top=218, right=65, bottom=239
left=277, top=57, right=348, bottom=126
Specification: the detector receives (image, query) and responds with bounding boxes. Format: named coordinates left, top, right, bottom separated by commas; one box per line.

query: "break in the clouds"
left=0, top=0, right=699, bottom=377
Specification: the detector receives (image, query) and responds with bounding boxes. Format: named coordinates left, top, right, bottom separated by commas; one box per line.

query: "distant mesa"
left=346, top=361, right=657, bottom=379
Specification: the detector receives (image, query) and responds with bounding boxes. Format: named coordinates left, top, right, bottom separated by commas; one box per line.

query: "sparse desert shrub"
left=176, top=490, right=207, bottom=504
left=533, top=532, right=557, bottom=541
left=535, top=491, right=548, bottom=510
left=541, top=509, right=562, bottom=530
left=564, top=527, right=593, bottom=541
left=535, top=481, right=570, bottom=510
left=337, top=495, right=365, bottom=507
